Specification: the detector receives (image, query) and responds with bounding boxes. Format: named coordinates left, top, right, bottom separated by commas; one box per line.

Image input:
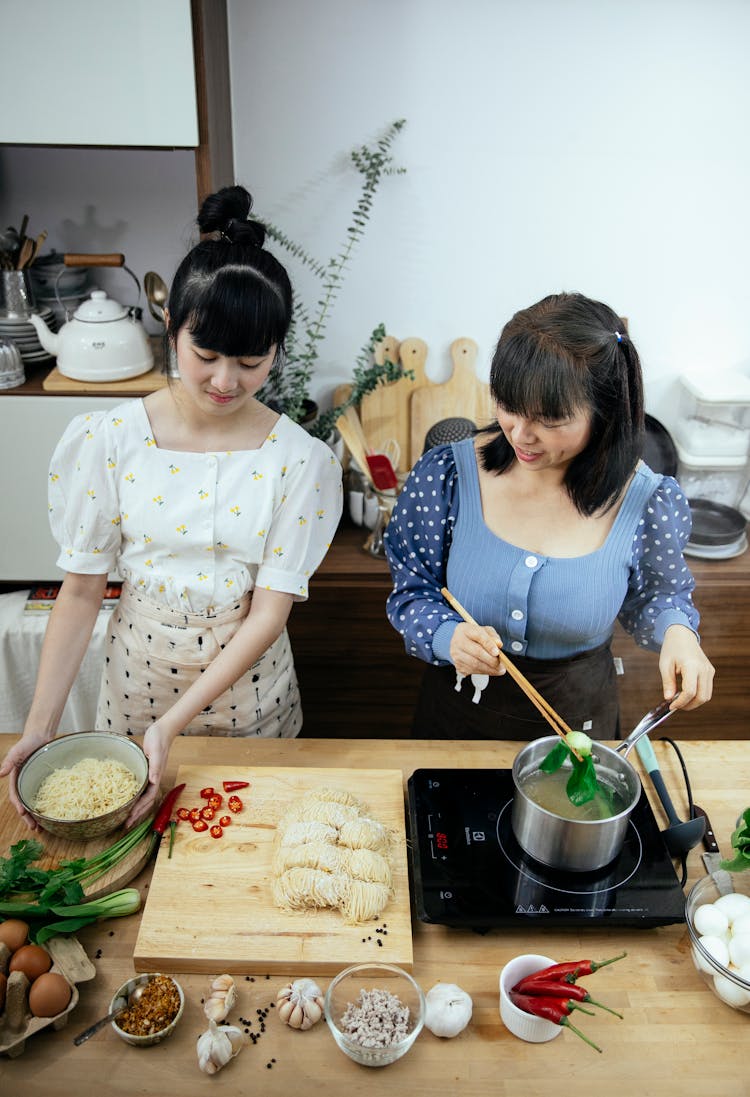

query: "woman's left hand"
left=125, top=721, right=172, bottom=827
left=659, top=624, right=715, bottom=710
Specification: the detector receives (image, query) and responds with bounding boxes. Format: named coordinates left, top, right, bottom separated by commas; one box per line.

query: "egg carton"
left=0, top=935, right=95, bottom=1057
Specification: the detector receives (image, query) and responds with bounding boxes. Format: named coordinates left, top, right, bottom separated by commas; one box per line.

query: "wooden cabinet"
left=289, top=524, right=746, bottom=740
left=0, top=0, right=233, bottom=203
left=0, top=0, right=198, bottom=147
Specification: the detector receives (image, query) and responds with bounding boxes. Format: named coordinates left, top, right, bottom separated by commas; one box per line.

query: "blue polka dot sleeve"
left=383, top=446, right=461, bottom=664
left=618, top=476, right=700, bottom=649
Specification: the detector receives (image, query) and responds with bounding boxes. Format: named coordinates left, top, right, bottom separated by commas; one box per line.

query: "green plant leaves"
left=539, top=741, right=599, bottom=807
left=719, top=806, right=750, bottom=872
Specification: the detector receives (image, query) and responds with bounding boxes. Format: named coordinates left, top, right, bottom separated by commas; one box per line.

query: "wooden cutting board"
left=0, top=798, right=154, bottom=901
left=134, top=765, right=412, bottom=976
left=42, top=366, right=167, bottom=394
left=410, top=337, right=494, bottom=460
left=361, top=336, right=429, bottom=471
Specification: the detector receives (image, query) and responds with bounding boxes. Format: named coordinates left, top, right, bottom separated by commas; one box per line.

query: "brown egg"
left=0, top=919, right=29, bottom=953
left=0, top=971, right=6, bottom=1011
left=9, top=943, right=52, bottom=981
left=29, top=971, right=72, bottom=1017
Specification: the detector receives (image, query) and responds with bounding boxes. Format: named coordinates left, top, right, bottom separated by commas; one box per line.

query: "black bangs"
left=181, top=266, right=290, bottom=357
left=492, top=333, right=591, bottom=421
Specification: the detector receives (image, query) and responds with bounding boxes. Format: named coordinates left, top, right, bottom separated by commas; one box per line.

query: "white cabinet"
left=0, top=395, right=127, bottom=580
left=0, top=0, right=198, bottom=147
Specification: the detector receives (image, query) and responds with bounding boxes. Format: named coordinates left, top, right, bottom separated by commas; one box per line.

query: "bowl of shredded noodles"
left=16, top=731, right=149, bottom=839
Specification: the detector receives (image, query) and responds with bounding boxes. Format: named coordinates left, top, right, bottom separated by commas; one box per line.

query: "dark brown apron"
left=411, top=641, right=620, bottom=741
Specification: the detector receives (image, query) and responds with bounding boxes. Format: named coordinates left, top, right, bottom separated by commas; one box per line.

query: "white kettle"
left=29, top=258, right=153, bottom=382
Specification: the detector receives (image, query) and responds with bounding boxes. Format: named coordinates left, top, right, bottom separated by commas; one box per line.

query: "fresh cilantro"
left=0, top=839, right=48, bottom=897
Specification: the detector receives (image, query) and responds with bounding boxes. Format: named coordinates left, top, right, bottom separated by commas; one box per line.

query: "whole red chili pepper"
left=512, top=979, right=622, bottom=1018
left=222, top=780, right=250, bottom=792
left=522, top=951, right=627, bottom=986
left=152, top=783, right=186, bottom=838
left=509, top=992, right=602, bottom=1052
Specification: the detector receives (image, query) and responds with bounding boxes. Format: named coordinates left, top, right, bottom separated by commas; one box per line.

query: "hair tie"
left=614, top=330, right=623, bottom=344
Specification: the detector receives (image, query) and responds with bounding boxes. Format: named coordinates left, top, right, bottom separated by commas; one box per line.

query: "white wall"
left=228, top=0, right=750, bottom=431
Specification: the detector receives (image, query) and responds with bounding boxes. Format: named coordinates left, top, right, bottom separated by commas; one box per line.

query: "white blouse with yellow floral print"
left=48, top=399, right=343, bottom=613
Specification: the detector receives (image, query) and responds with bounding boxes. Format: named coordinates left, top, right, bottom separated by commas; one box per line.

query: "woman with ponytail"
left=384, top=292, right=713, bottom=739
left=2, top=186, right=343, bottom=824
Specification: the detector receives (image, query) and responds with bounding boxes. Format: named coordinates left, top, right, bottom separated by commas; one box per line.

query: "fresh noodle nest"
left=32, top=756, right=141, bottom=821
left=272, top=788, right=395, bottom=924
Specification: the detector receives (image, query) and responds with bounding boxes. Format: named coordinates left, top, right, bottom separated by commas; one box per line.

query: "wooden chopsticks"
left=440, top=587, right=583, bottom=761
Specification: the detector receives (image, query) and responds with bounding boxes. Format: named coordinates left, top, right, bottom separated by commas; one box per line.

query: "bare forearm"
left=24, top=572, right=109, bottom=738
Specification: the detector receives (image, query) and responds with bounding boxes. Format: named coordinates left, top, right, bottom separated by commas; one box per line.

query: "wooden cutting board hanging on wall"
left=410, top=337, right=493, bottom=461
left=361, top=336, right=429, bottom=471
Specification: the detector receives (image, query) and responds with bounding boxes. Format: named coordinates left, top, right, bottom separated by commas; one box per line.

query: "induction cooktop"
left=407, top=768, right=686, bottom=929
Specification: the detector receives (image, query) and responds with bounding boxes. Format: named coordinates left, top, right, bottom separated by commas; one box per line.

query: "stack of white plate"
left=0, top=305, right=58, bottom=364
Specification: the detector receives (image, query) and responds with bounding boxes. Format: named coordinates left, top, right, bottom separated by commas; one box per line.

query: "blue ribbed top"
left=384, top=440, right=698, bottom=664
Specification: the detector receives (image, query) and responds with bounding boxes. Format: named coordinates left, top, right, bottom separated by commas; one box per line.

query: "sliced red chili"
left=210, top=825, right=223, bottom=839
left=192, top=819, right=209, bottom=832
left=222, top=780, right=250, bottom=792
left=176, top=807, right=191, bottom=821
left=208, top=793, right=223, bottom=810
left=188, top=807, right=201, bottom=822
left=228, top=795, right=243, bottom=813
left=200, top=806, right=215, bottom=822
left=200, top=786, right=214, bottom=799
left=219, top=815, right=231, bottom=828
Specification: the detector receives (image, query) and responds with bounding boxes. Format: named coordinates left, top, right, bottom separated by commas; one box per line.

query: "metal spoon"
left=144, top=270, right=169, bottom=324
left=73, top=983, right=146, bottom=1046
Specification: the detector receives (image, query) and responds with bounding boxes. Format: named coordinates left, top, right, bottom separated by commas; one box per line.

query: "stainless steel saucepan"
left=510, top=699, right=676, bottom=872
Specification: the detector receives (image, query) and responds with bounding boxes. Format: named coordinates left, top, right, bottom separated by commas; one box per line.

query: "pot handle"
left=54, top=260, right=142, bottom=320
left=616, top=696, right=677, bottom=757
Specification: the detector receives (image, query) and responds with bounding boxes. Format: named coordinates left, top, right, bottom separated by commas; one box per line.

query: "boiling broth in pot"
left=520, top=767, right=629, bottom=822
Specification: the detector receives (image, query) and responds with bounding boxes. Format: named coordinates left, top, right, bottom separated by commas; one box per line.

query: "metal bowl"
left=16, top=731, right=148, bottom=840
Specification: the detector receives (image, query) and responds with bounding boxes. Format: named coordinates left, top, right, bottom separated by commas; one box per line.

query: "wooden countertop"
left=1, top=735, right=747, bottom=1096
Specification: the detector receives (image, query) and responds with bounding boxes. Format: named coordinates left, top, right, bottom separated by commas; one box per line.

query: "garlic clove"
left=197, top=1018, right=246, bottom=1074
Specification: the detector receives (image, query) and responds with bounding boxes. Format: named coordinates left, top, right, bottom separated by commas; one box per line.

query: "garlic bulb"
left=424, top=982, right=473, bottom=1038
left=276, top=977, right=325, bottom=1030
left=196, top=1018, right=246, bottom=1074
left=203, top=973, right=237, bottom=1022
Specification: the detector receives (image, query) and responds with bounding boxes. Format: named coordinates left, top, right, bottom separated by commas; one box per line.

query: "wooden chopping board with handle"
left=134, top=765, right=412, bottom=976
left=42, top=366, right=167, bottom=394
left=410, top=338, right=493, bottom=461
left=0, top=797, right=154, bottom=902
left=361, top=336, right=429, bottom=471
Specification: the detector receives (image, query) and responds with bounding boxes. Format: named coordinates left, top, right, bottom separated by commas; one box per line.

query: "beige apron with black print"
left=96, top=584, right=302, bottom=739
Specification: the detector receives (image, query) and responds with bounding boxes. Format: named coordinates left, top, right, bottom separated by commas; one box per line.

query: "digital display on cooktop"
left=408, top=768, right=686, bottom=929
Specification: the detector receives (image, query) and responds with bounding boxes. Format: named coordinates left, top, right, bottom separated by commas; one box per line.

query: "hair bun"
left=197, top=184, right=266, bottom=246
left=222, top=217, right=266, bottom=247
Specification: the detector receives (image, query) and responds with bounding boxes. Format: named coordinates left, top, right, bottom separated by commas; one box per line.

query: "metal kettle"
left=29, top=253, right=153, bottom=382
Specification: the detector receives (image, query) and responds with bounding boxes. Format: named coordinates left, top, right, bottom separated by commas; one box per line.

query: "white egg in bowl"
left=685, top=872, right=750, bottom=1012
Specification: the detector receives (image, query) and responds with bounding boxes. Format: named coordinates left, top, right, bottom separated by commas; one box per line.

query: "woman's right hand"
left=450, top=622, right=506, bottom=677
left=0, top=731, right=53, bottom=828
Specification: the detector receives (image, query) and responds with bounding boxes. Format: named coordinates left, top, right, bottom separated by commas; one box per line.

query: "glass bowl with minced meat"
left=324, top=962, right=425, bottom=1066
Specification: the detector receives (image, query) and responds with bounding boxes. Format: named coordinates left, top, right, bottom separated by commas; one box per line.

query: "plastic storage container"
left=675, top=440, right=749, bottom=508
left=674, top=372, right=750, bottom=458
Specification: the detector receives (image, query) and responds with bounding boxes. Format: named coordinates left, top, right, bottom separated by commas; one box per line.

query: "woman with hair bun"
left=1, top=186, right=343, bottom=825
left=384, top=291, right=714, bottom=740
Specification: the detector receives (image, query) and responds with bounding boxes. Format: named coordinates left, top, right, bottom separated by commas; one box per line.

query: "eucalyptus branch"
left=257, top=119, right=407, bottom=425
